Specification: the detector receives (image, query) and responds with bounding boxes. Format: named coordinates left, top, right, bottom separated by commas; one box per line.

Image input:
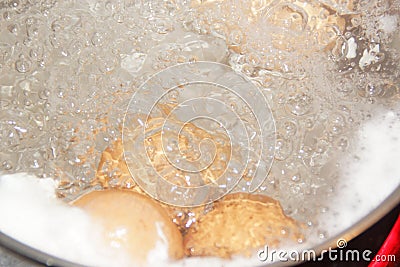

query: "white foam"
left=0, top=173, right=132, bottom=267
left=319, top=107, right=400, bottom=235
left=346, top=37, right=357, bottom=59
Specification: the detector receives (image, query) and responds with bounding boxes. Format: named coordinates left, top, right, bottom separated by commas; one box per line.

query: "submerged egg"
left=72, top=190, right=184, bottom=265
left=183, top=193, right=302, bottom=258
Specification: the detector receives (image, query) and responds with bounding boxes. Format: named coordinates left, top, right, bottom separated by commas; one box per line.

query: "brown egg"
left=96, top=105, right=230, bottom=190
left=92, top=135, right=211, bottom=235
left=72, top=190, right=184, bottom=265
left=183, top=193, right=303, bottom=258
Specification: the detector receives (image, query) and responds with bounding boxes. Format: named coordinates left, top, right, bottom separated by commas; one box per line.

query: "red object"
left=369, top=215, right=400, bottom=267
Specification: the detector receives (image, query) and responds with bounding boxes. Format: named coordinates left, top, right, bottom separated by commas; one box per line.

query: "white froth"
left=319, top=107, right=400, bottom=235
left=0, top=173, right=132, bottom=267
left=346, top=37, right=357, bottom=59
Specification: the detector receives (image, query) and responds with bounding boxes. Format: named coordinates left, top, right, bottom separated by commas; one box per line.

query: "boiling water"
left=0, top=0, right=400, bottom=265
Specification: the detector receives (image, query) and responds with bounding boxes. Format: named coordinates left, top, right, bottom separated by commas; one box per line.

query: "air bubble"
left=318, top=230, right=327, bottom=239
left=337, top=137, right=349, bottom=151
left=291, top=173, right=301, bottom=182
left=51, top=20, right=62, bottom=32
left=91, top=32, right=104, bottom=47
left=364, top=83, right=383, bottom=97
left=39, top=89, right=50, bottom=99
left=24, top=99, right=32, bottom=106
left=286, top=92, right=313, bottom=116
left=283, top=120, right=297, bottom=137
left=8, top=24, right=18, bottom=34
left=153, top=18, right=174, bottom=34
left=2, top=161, right=13, bottom=170
left=25, top=17, right=34, bottom=26
left=27, top=26, right=39, bottom=38
left=9, top=0, right=20, bottom=8
left=29, top=46, right=44, bottom=60
left=15, top=55, right=32, bottom=73
left=275, top=138, right=292, bottom=161
left=113, top=13, right=125, bottom=23
left=3, top=11, right=11, bottom=20
left=0, top=43, right=13, bottom=63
